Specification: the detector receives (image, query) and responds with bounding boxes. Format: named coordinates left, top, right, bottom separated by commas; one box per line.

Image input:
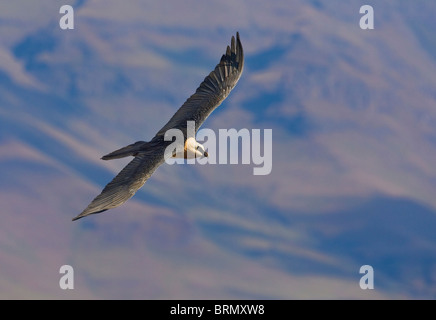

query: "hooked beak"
left=203, top=151, right=209, bottom=158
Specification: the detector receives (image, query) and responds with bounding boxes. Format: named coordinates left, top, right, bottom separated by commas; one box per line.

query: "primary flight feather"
left=73, top=32, right=244, bottom=221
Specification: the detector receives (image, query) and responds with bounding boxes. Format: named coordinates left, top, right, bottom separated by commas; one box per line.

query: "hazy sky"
left=1, top=0, right=436, bottom=299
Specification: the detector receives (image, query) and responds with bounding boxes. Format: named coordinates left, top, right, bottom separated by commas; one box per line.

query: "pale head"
left=172, top=137, right=208, bottom=159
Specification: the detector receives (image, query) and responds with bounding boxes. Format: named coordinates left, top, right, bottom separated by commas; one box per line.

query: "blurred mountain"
left=1, top=0, right=436, bottom=299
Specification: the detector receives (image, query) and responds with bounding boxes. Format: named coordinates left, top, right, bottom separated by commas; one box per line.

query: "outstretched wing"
left=155, top=32, right=244, bottom=137
left=72, top=143, right=167, bottom=221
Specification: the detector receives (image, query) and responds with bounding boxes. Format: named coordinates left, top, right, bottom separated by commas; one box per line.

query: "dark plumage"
left=73, top=32, right=244, bottom=221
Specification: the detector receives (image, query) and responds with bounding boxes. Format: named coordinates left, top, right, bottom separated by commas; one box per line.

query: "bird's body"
left=73, top=32, right=244, bottom=221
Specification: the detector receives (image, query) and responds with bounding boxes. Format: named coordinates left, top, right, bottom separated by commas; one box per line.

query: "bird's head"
left=195, top=142, right=208, bottom=158
left=185, top=137, right=208, bottom=159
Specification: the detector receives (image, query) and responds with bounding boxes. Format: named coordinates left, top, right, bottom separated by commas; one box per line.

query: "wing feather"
left=72, top=143, right=166, bottom=221
left=155, top=32, right=244, bottom=136
left=73, top=33, right=244, bottom=221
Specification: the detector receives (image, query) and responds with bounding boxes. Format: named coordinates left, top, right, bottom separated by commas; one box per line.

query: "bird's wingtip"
left=72, top=208, right=108, bottom=221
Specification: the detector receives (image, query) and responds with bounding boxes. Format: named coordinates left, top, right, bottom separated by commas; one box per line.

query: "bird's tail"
left=101, top=141, right=148, bottom=160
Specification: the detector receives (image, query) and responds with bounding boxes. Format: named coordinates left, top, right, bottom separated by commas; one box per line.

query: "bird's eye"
left=196, top=146, right=200, bottom=150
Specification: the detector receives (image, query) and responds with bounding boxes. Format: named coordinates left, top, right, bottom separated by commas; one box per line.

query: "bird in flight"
left=73, top=32, right=244, bottom=221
